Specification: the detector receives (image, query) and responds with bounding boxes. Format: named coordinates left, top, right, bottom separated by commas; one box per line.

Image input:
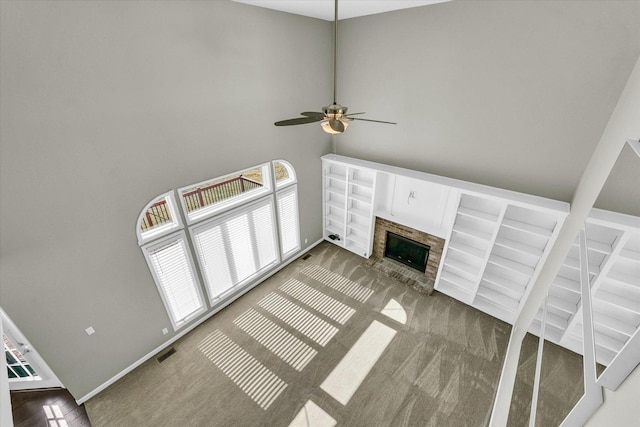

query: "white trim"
left=141, top=231, right=207, bottom=331
left=275, top=184, right=301, bottom=260
left=136, top=191, right=183, bottom=245
left=76, top=238, right=324, bottom=404
left=0, top=311, right=14, bottom=427
left=322, top=154, right=570, bottom=214
left=273, top=159, right=298, bottom=190
left=0, top=307, right=63, bottom=391
left=189, top=195, right=281, bottom=306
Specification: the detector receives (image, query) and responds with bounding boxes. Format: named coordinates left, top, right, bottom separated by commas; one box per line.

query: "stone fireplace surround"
left=370, top=217, right=446, bottom=293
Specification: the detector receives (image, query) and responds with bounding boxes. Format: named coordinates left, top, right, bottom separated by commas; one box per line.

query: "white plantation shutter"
left=143, top=233, right=205, bottom=330
left=276, top=185, right=300, bottom=258
left=192, top=224, right=233, bottom=297
left=191, top=197, right=279, bottom=303
left=253, top=202, right=278, bottom=268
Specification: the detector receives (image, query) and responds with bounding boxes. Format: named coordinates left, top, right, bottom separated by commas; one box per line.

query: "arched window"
left=136, top=191, right=182, bottom=245
left=137, top=160, right=301, bottom=331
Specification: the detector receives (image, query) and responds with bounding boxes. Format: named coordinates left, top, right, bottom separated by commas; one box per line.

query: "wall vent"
left=157, top=347, right=176, bottom=363
left=301, top=254, right=312, bottom=260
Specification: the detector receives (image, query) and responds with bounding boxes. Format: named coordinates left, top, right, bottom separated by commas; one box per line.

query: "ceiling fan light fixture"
left=321, top=118, right=348, bottom=134
left=273, top=0, right=396, bottom=133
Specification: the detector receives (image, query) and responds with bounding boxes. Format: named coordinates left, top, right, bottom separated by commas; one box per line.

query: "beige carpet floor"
left=85, top=242, right=584, bottom=426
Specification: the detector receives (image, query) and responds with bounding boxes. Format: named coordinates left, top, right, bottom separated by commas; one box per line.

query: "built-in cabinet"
left=323, top=158, right=377, bottom=257
left=437, top=194, right=564, bottom=325
left=321, top=154, right=639, bottom=367
left=530, top=212, right=640, bottom=366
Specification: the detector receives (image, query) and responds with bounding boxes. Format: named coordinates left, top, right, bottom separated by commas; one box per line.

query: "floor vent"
left=157, top=347, right=176, bottom=363
left=301, top=254, right=312, bottom=260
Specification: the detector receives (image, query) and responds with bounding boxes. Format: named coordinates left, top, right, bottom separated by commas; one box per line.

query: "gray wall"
left=0, top=1, right=331, bottom=398
left=336, top=0, right=640, bottom=215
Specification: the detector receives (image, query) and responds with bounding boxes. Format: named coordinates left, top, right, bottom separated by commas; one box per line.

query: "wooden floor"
left=10, top=388, right=91, bottom=427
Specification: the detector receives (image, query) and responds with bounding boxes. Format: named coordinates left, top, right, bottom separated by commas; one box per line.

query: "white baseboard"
left=77, top=238, right=324, bottom=404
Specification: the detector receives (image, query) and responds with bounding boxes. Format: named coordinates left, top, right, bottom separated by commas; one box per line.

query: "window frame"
left=141, top=230, right=207, bottom=331
left=273, top=160, right=297, bottom=190
left=177, top=163, right=272, bottom=225
left=137, top=159, right=301, bottom=333
left=136, top=191, right=183, bottom=245
left=275, top=184, right=301, bottom=260
left=189, top=194, right=280, bottom=306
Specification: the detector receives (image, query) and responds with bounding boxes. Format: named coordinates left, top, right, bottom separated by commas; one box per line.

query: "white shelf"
left=546, top=294, right=576, bottom=315
left=350, top=178, right=373, bottom=189
left=534, top=310, right=567, bottom=331
left=323, top=158, right=376, bottom=259
left=474, top=294, right=516, bottom=324
left=448, top=240, right=485, bottom=258
left=325, top=224, right=342, bottom=236
left=345, top=241, right=367, bottom=257
left=444, top=258, right=480, bottom=277
left=501, top=218, right=553, bottom=237
left=488, top=254, right=534, bottom=277
left=457, top=206, right=499, bottom=223
left=325, top=200, right=344, bottom=210
left=595, top=290, right=640, bottom=314
left=325, top=187, right=344, bottom=197
left=440, top=269, right=475, bottom=291
left=607, top=269, right=639, bottom=287
left=572, top=238, right=612, bottom=255
left=593, top=312, right=637, bottom=336
left=438, top=278, right=473, bottom=303
left=476, top=286, right=518, bottom=311
left=552, top=275, right=580, bottom=293
left=479, top=279, right=523, bottom=301
left=347, top=221, right=369, bottom=233
left=563, top=255, right=600, bottom=275
left=325, top=213, right=343, bottom=224
left=348, top=192, right=371, bottom=204
left=349, top=207, right=369, bottom=218
left=452, top=222, right=492, bottom=241
left=483, top=271, right=525, bottom=293
left=494, top=235, right=543, bottom=257
left=326, top=172, right=346, bottom=182
left=619, top=248, right=640, bottom=262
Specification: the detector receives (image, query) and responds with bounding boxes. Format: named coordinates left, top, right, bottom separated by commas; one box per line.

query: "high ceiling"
left=231, top=0, right=450, bottom=21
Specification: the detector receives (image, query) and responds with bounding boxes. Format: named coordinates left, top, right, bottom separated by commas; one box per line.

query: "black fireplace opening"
left=384, top=232, right=430, bottom=272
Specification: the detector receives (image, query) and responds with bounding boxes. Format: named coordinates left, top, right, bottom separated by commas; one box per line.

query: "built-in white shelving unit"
left=438, top=194, right=504, bottom=305
left=322, top=157, right=377, bottom=258
left=320, top=155, right=639, bottom=368
left=528, top=212, right=640, bottom=366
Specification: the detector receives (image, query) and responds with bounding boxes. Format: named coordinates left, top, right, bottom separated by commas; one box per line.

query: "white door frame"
left=1, top=307, right=62, bottom=391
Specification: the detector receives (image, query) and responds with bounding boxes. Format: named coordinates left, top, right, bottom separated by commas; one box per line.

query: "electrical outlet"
left=304, top=238, right=308, bottom=244
left=85, top=327, right=95, bottom=336
left=162, top=328, right=169, bottom=335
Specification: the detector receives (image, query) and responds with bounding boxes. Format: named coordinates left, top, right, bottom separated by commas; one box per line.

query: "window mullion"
left=221, top=221, right=238, bottom=286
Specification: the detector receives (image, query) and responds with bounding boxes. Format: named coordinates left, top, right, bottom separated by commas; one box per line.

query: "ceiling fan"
left=274, top=0, right=396, bottom=134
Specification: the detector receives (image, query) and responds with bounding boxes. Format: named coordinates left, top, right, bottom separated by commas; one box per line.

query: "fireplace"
left=384, top=231, right=430, bottom=272
left=372, top=217, right=445, bottom=282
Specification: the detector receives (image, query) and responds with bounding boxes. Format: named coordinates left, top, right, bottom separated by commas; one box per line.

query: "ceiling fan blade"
left=329, top=118, right=345, bottom=132
left=345, top=112, right=366, bottom=116
left=351, top=117, right=397, bottom=125
left=274, top=116, right=324, bottom=126
left=301, top=112, right=326, bottom=118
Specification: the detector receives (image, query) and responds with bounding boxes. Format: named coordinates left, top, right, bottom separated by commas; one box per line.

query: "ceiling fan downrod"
left=273, top=0, right=396, bottom=134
